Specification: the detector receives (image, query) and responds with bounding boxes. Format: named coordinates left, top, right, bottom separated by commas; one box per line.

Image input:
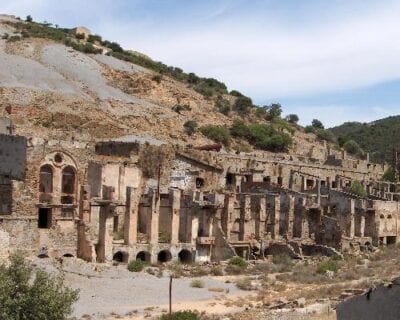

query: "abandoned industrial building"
left=1, top=120, right=400, bottom=265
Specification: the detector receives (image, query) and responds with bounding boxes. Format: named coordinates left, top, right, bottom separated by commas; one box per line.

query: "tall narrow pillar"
left=147, top=189, right=160, bottom=244
left=287, top=194, right=295, bottom=239
left=273, top=195, right=281, bottom=239
left=360, top=215, right=366, bottom=237
left=239, top=194, right=251, bottom=241
left=124, top=187, right=138, bottom=245
left=256, top=195, right=266, bottom=239
left=300, top=198, right=309, bottom=239
left=349, top=199, right=355, bottom=238
left=97, top=204, right=114, bottom=262
left=170, top=188, right=181, bottom=244
left=223, top=193, right=235, bottom=239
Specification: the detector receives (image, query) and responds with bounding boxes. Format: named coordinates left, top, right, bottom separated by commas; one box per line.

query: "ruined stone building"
left=1, top=124, right=400, bottom=265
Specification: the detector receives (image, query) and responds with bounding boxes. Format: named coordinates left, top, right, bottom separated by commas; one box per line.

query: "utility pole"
left=169, top=276, right=172, bottom=318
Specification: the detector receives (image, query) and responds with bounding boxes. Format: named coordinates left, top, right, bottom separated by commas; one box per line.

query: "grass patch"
left=236, top=277, right=253, bottom=291
left=190, top=279, right=205, bottom=288
left=127, top=260, right=147, bottom=272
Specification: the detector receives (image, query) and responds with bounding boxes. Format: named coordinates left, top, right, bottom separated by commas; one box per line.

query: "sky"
left=1, top=0, right=399, bottom=127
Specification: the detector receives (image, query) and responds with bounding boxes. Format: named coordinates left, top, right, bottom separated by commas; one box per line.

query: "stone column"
left=191, top=208, right=199, bottom=246
left=349, top=199, right=355, bottom=238
left=256, top=195, right=266, bottom=239
left=170, top=188, right=181, bottom=244
left=360, top=215, right=366, bottom=237
left=78, top=185, right=91, bottom=223
left=317, top=179, right=321, bottom=206
left=147, top=189, right=160, bottom=244
left=97, top=204, right=114, bottom=262
left=223, top=193, right=235, bottom=239
left=287, top=194, right=295, bottom=239
left=273, top=195, right=281, bottom=239
left=239, top=194, right=251, bottom=241
left=124, top=187, right=138, bottom=246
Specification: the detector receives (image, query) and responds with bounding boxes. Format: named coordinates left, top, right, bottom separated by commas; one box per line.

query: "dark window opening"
left=38, top=208, right=52, bottom=229
left=196, top=177, right=205, bottom=188
left=263, top=176, right=271, bottom=183
left=277, top=177, right=283, bottom=186
left=63, top=253, right=74, bottom=258
left=39, top=165, right=53, bottom=193
left=62, top=166, right=76, bottom=194
left=136, top=251, right=151, bottom=262
left=332, top=181, right=337, bottom=188
left=113, top=251, right=129, bottom=263
left=306, top=179, right=314, bottom=188
left=61, top=208, right=74, bottom=218
left=387, top=236, right=397, bottom=246
left=178, top=249, right=193, bottom=264
left=157, top=250, right=172, bottom=263
left=226, top=173, right=234, bottom=185
left=54, top=153, right=63, bottom=163
left=61, top=196, right=74, bottom=204
left=320, top=180, right=326, bottom=187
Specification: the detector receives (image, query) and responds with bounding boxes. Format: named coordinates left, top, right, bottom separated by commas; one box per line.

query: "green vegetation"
left=330, top=116, right=400, bottom=163
left=159, top=311, right=200, bottom=320
left=286, top=114, right=299, bottom=124
left=127, top=259, right=147, bottom=272
left=343, top=139, right=365, bottom=158
left=215, top=96, right=231, bottom=115
left=233, top=95, right=254, bottom=115
left=305, top=122, right=337, bottom=144
left=183, top=120, right=198, bottom=136
left=316, top=257, right=340, bottom=274
left=235, top=277, right=253, bottom=290
left=382, top=166, right=396, bottom=182
left=312, top=119, right=324, bottom=129
left=0, top=254, right=79, bottom=320
left=264, top=103, right=282, bottom=121
left=172, top=104, right=191, bottom=114
left=230, top=120, right=292, bottom=152
left=199, top=125, right=231, bottom=146
left=190, top=279, right=204, bottom=288
left=228, top=256, right=248, bottom=269
left=350, top=180, right=367, bottom=198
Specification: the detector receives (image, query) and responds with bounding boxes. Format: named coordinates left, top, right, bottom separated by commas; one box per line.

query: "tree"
left=233, top=96, right=253, bottom=116
left=265, top=103, right=282, bottom=121
left=382, top=166, right=396, bottom=182
left=26, top=15, right=33, bottom=22
left=343, top=139, right=364, bottom=157
left=199, top=125, right=231, bottom=146
left=0, top=254, right=79, bottom=320
left=350, top=180, right=367, bottom=198
left=312, top=119, right=324, bottom=129
left=183, top=120, right=198, bottom=136
left=286, top=114, right=299, bottom=124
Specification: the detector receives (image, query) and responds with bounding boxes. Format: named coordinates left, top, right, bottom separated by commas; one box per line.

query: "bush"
left=229, top=256, right=248, bottom=269
left=317, top=258, right=339, bottom=274
left=343, top=139, right=365, bottom=157
left=127, top=260, right=147, bottom=272
left=382, top=166, right=396, bottom=182
left=312, top=119, right=324, bottom=129
left=233, top=95, right=253, bottom=115
left=286, top=114, right=299, bottom=124
left=172, top=104, right=191, bottom=114
left=160, top=310, right=200, bottom=320
left=183, top=120, right=198, bottom=136
left=316, top=129, right=337, bottom=143
left=264, top=103, right=282, bottom=121
left=199, top=125, right=231, bottom=146
left=350, top=180, right=367, bottom=197
left=190, top=279, right=204, bottom=288
left=235, top=277, right=253, bottom=290
left=215, top=96, right=231, bottom=115
left=0, top=254, right=79, bottom=319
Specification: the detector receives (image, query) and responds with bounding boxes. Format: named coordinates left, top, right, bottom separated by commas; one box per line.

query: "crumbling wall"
left=0, top=228, right=10, bottom=261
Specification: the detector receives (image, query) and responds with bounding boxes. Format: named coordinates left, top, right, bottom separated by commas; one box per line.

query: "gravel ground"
left=93, top=54, right=149, bottom=73
left=33, top=258, right=245, bottom=319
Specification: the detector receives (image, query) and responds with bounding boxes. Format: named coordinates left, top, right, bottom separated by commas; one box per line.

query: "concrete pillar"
left=349, top=199, right=355, bottom=238
left=360, top=215, right=366, bottom=237
left=223, top=193, right=235, bottom=239
left=97, top=204, right=114, bottom=262
left=147, top=189, right=160, bottom=244
left=239, top=194, right=251, bottom=241
left=124, top=187, right=138, bottom=246
left=170, top=188, right=181, bottom=244
left=256, top=195, right=266, bottom=239
left=273, top=195, right=280, bottom=239
left=287, top=194, right=295, bottom=239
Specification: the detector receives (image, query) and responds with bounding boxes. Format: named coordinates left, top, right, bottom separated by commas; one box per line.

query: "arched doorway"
left=178, top=249, right=193, bottom=264
left=157, top=250, right=172, bottom=263
left=136, top=251, right=151, bottom=262
left=113, top=251, right=129, bottom=263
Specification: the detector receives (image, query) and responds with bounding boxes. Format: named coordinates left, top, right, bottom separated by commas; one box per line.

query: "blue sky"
left=1, top=0, right=399, bottom=127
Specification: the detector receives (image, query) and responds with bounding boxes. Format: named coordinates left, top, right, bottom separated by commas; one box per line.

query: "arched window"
left=62, top=166, right=76, bottom=194
left=39, top=165, right=53, bottom=193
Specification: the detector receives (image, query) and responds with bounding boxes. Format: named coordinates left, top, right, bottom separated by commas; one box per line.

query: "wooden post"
left=169, top=276, right=172, bottom=318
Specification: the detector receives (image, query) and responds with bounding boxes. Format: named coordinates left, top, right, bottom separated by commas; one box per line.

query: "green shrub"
left=152, top=74, right=163, bottom=83
left=343, top=139, right=365, bottom=157
left=382, top=166, right=396, bottom=182
left=160, top=310, right=200, bottom=320
left=286, top=114, right=299, bottom=124
left=312, top=119, right=324, bottom=129
left=233, top=95, right=254, bottom=115
left=316, top=129, right=337, bottom=143
left=127, top=260, right=147, bottom=272
left=264, top=103, right=282, bottom=121
left=316, top=258, right=339, bottom=274
left=190, top=279, right=204, bottom=288
left=172, top=104, right=191, bottom=114
left=272, top=254, right=293, bottom=266
left=235, top=277, right=253, bottom=290
left=0, top=254, right=79, bottom=319
left=199, top=125, right=231, bottom=146
left=215, top=96, right=231, bottom=115
left=229, top=256, right=248, bottom=269
left=350, top=180, right=367, bottom=197
left=183, top=120, right=198, bottom=135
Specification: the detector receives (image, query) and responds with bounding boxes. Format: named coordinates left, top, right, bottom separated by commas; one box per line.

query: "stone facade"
left=1, top=132, right=400, bottom=264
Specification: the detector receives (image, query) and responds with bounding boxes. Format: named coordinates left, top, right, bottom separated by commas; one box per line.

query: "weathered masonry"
left=1, top=131, right=400, bottom=264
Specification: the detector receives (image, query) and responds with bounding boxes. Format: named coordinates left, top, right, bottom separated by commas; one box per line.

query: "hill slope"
left=330, top=116, right=400, bottom=163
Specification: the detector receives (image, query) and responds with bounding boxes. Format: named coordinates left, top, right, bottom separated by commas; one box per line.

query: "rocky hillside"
left=330, top=116, right=400, bottom=163
left=0, top=14, right=338, bottom=159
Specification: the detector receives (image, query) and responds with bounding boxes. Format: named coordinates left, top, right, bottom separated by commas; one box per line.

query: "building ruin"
left=1, top=126, right=400, bottom=265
